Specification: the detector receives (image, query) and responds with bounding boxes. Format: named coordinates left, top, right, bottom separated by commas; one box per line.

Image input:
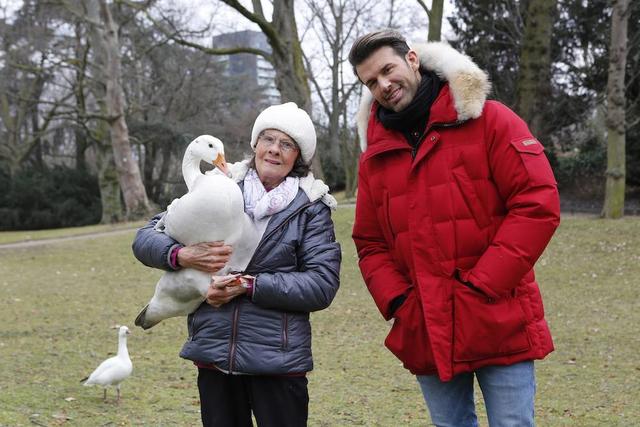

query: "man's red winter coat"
left=352, top=78, right=560, bottom=381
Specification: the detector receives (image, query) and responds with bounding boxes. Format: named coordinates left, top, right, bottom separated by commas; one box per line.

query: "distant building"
left=212, top=30, right=281, bottom=105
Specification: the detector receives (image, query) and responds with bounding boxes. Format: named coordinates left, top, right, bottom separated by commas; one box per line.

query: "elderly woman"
left=132, top=103, right=341, bottom=427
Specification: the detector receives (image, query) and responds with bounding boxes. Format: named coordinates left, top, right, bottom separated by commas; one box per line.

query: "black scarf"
left=377, top=70, right=442, bottom=147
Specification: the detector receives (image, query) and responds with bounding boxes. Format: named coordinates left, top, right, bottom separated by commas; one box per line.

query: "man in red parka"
left=349, top=29, right=560, bottom=427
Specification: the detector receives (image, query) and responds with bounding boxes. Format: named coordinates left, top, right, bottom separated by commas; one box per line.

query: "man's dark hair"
left=348, top=29, right=411, bottom=78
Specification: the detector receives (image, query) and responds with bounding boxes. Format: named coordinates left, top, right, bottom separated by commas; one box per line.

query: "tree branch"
left=220, top=0, right=283, bottom=56
left=415, top=0, right=432, bottom=19
left=141, top=4, right=273, bottom=61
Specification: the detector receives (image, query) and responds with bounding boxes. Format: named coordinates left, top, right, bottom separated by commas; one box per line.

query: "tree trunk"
left=96, top=144, right=124, bottom=224
left=96, top=0, right=151, bottom=219
left=602, top=0, right=630, bottom=219
left=515, top=0, right=556, bottom=142
left=70, top=13, right=121, bottom=221
left=74, top=21, right=88, bottom=171
left=270, top=0, right=311, bottom=111
left=86, top=116, right=123, bottom=224
left=269, top=0, right=324, bottom=179
left=427, top=0, right=444, bottom=41
left=416, top=0, right=444, bottom=41
left=342, top=126, right=360, bottom=200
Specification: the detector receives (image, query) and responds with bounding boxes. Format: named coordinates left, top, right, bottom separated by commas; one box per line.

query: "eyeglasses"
left=257, top=133, right=299, bottom=153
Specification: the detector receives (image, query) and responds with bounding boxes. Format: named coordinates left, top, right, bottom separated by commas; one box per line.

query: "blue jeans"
left=416, top=361, right=536, bottom=427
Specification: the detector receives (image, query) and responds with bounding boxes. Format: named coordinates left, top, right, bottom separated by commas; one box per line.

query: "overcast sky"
left=1, top=0, right=456, bottom=42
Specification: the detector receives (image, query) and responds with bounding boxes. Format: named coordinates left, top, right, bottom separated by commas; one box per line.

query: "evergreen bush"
left=0, top=166, right=101, bottom=231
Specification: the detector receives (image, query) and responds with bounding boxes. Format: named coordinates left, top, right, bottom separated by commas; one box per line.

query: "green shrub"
left=554, top=138, right=607, bottom=199
left=0, top=166, right=101, bottom=230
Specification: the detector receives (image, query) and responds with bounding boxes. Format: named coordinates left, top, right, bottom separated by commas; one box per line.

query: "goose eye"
left=209, top=143, right=213, bottom=148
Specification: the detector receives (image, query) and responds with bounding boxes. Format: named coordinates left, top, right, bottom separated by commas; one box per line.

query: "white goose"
left=81, top=326, right=133, bottom=403
left=135, top=135, right=259, bottom=329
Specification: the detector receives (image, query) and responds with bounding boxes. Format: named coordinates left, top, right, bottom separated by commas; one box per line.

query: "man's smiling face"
left=356, top=46, right=422, bottom=112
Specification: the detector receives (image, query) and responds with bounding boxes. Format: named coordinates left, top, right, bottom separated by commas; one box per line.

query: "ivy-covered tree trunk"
left=602, top=0, right=630, bottom=219
left=86, top=116, right=123, bottom=224
left=96, top=0, right=150, bottom=219
left=96, top=143, right=124, bottom=224
left=515, top=0, right=556, bottom=141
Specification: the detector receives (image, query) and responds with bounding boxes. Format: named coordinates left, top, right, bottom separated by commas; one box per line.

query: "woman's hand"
left=205, top=274, right=247, bottom=308
left=177, top=241, right=232, bottom=273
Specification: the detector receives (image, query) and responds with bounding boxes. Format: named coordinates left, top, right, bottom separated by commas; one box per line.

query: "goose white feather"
left=81, top=326, right=133, bottom=403
left=135, top=135, right=259, bottom=329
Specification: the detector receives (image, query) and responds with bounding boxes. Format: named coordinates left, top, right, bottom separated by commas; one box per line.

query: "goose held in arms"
left=134, top=135, right=259, bottom=329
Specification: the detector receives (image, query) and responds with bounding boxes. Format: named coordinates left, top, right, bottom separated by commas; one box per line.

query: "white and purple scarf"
left=243, top=168, right=299, bottom=222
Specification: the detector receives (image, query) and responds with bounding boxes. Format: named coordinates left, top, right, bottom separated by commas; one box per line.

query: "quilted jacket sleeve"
left=251, top=203, right=341, bottom=313
left=352, top=162, right=412, bottom=321
left=460, top=101, right=560, bottom=298
left=131, top=212, right=181, bottom=271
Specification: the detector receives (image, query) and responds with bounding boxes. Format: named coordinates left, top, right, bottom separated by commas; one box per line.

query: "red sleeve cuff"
left=170, top=246, right=182, bottom=269
left=242, top=276, right=255, bottom=297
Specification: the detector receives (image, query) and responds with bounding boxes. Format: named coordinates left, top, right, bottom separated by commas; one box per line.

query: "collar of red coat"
left=362, top=84, right=459, bottom=161
left=356, top=41, right=491, bottom=155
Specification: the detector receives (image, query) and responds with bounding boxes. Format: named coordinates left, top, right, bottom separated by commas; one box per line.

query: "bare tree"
left=415, top=0, right=444, bottom=41
left=0, top=1, right=72, bottom=177
left=304, top=0, right=372, bottom=196
left=602, top=0, right=631, bottom=218
left=144, top=0, right=325, bottom=178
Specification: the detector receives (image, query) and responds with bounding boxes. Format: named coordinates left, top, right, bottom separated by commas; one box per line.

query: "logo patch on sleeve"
left=521, top=139, right=539, bottom=147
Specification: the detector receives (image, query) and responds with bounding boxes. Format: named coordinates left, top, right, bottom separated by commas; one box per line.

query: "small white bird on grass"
left=81, top=325, right=133, bottom=403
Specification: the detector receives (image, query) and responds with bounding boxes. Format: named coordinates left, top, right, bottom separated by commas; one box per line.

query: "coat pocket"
left=453, top=282, right=530, bottom=362
left=378, top=190, right=396, bottom=247
left=509, top=138, right=557, bottom=186
left=384, top=290, right=436, bottom=373
left=452, top=165, right=491, bottom=229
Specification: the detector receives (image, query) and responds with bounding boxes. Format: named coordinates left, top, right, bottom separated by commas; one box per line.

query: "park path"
left=0, top=227, right=139, bottom=250
left=0, top=204, right=357, bottom=251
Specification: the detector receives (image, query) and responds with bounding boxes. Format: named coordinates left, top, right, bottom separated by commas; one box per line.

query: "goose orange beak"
left=213, top=153, right=230, bottom=177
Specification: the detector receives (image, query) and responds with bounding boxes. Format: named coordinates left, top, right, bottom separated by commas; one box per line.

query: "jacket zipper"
left=412, top=120, right=463, bottom=159
left=243, top=201, right=315, bottom=274
left=188, top=310, right=198, bottom=341
left=227, top=201, right=315, bottom=371
left=228, top=304, right=240, bottom=372
left=282, top=313, right=288, bottom=350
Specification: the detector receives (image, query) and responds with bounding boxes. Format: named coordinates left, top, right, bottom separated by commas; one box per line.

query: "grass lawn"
left=0, top=209, right=638, bottom=426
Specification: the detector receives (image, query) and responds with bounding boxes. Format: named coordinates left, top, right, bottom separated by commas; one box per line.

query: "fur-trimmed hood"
left=356, top=41, right=491, bottom=152
left=208, top=159, right=338, bottom=210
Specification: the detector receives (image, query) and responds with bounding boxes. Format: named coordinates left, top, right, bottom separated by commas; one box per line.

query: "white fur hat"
left=250, top=102, right=317, bottom=164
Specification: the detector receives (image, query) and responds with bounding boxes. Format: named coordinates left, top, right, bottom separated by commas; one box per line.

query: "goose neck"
left=117, top=335, right=129, bottom=358
left=182, top=148, right=201, bottom=191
